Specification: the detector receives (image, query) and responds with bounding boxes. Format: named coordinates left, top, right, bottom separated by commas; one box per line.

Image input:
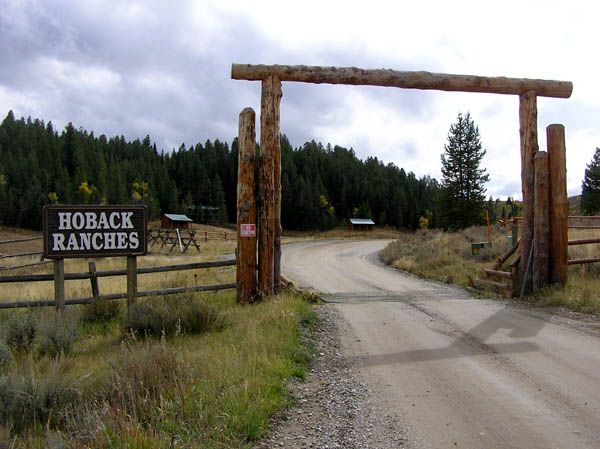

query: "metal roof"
left=164, top=213, right=193, bottom=222
left=349, top=218, right=375, bottom=225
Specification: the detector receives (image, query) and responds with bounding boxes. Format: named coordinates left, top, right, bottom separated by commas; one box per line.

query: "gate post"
left=236, top=108, right=257, bottom=303
left=258, top=75, right=281, bottom=296
left=519, top=91, right=538, bottom=293
left=533, top=151, right=550, bottom=288
left=547, top=124, right=568, bottom=285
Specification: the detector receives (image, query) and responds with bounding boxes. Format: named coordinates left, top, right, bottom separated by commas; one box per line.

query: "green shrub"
left=36, top=311, right=79, bottom=357
left=0, top=342, right=11, bottom=369
left=81, top=299, right=121, bottom=324
left=4, top=313, right=37, bottom=352
left=124, top=295, right=226, bottom=337
left=0, top=358, right=81, bottom=433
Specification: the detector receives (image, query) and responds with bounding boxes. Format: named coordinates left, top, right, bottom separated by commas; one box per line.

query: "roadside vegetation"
left=380, top=225, right=600, bottom=315
left=0, top=227, right=317, bottom=448
left=0, top=290, right=316, bottom=448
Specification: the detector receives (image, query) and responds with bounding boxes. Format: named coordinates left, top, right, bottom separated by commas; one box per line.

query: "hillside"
left=0, top=111, right=441, bottom=232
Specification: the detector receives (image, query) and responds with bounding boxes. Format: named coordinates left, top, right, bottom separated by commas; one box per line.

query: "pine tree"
left=581, top=147, right=600, bottom=214
left=439, top=112, right=489, bottom=229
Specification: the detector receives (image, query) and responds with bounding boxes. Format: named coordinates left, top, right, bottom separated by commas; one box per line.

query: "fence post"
left=511, top=224, right=519, bottom=248
left=54, top=258, right=65, bottom=310
left=88, top=261, right=100, bottom=302
left=127, top=256, right=137, bottom=315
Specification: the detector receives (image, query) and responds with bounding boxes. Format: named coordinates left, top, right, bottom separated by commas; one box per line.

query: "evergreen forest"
left=0, top=110, right=444, bottom=231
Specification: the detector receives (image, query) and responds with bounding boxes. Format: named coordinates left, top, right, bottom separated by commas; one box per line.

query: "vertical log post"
left=126, top=256, right=137, bottom=316
left=533, top=151, right=550, bottom=289
left=273, top=82, right=283, bottom=291
left=54, top=258, right=65, bottom=311
left=236, top=107, right=257, bottom=303
left=547, top=124, right=568, bottom=285
left=519, top=91, right=538, bottom=293
left=88, top=261, right=100, bottom=302
left=258, top=75, right=281, bottom=296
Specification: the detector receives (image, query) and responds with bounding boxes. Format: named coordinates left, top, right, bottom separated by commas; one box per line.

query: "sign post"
left=54, top=259, right=65, bottom=310
left=127, top=255, right=138, bottom=315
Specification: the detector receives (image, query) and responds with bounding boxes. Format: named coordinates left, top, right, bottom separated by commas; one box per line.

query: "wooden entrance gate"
left=232, top=64, right=573, bottom=303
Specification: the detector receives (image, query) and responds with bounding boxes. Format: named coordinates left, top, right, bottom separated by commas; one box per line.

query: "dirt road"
left=283, top=240, right=600, bottom=449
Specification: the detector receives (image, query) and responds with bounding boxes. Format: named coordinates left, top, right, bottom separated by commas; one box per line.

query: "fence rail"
left=0, top=283, right=237, bottom=309
left=0, top=258, right=236, bottom=309
left=0, top=259, right=236, bottom=283
left=0, top=236, right=43, bottom=245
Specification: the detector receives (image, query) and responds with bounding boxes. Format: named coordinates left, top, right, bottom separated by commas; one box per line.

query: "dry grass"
left=380, top=225, right=600, bottom=315
left=0, top=290, right=316, bottom=448
left=379, top=226, right=509, bottom=287
left=283, top=226, right=402, bottom=242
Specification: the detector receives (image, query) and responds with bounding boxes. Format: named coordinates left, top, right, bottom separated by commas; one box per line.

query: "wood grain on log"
left=533, top=151, right=550, bottom=289
left=232, top=64, right=572, bottom=98
left=236, top=107, right=257, bottom=303
left=547, top=124, right=568, bottom=285
left=258, top=76, right=279, bottom=296
left=519, top=91, right=538, bottom=293
left=272, top=81, right=283, bottom=291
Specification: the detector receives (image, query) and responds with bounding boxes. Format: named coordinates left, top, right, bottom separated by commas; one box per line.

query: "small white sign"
left=240, top=224, right=256, bottom=238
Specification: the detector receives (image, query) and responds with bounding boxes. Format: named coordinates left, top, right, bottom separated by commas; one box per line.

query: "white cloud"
left=0, top=0, right=597, bottom=200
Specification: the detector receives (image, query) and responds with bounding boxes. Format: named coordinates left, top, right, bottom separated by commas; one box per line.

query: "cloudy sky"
left=0, top=0, right=597, bottom=198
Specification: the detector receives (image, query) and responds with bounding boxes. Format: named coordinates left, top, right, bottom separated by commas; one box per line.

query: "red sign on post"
left=240, top=224, right=256, bottom=238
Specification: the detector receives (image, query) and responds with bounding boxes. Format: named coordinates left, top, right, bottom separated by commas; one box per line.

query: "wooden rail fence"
left=477, top=228, right=600, bottom=297
left=0, top=258, right=236, bottom=309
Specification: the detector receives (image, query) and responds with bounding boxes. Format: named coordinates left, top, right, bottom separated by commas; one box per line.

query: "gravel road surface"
left=275, top=239, right=600, bottom=449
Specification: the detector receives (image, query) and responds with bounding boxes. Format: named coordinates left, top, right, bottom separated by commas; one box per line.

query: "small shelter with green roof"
left=161, top=213, right=193, bottom=229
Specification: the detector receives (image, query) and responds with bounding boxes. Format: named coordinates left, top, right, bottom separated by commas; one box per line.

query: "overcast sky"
left=0, top=0, right=597, bottom=198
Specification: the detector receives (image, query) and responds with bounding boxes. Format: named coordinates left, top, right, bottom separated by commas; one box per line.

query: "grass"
left=0, top=290, right=316, bottom=448
left=283, top=225, right=401, bottom=241
left=379, top=225, right=508, bottom=287
left=124, top=294, right=226, bottom=337
left=380, top=225, right=600, bottom=315
left=0, top=224, right=318, bottom=447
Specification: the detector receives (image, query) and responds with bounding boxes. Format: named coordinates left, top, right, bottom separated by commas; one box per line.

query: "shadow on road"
left=349, top=303, right=550, bottom=367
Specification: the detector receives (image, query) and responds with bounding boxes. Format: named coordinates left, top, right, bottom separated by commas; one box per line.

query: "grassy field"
left=379, top=225, right=600, bottom=315
left=0, top=291, right=316, bottom=448
left=0, top=224, right=318, bottom=448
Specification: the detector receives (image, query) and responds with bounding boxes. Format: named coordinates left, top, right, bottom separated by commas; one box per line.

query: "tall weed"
left=124, top=294, right=226, bottom=337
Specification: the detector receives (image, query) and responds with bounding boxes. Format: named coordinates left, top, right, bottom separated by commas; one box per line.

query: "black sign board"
left=43, top=205, right=147, bottom=259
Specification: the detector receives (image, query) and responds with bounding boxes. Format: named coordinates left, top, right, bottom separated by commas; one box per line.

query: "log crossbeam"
left=232, top=64, right=573, bottom=98
left=232, top=62, right=573, bottom=299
